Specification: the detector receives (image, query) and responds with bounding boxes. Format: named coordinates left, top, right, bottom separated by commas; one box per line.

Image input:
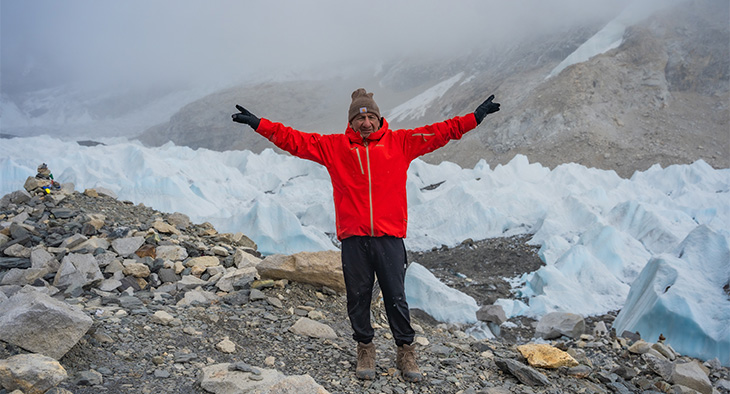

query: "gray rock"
left=716, top=379, right=730, bottom=391
left=222, top=290, right=250, bottom=306
left=51, top=208, right=74, bottom=219
left=0, top=257, right=31, bottom=269
left=156, top=245, right=188, bottom=261
left=494, top=357, right=550, bottom=386
left=288, top=317, right=337, bottom=339
left=198, top=363, right=329, bottom=394
left=99, top=278, right=122, bottom=292
left=643, top=353, right=674, bottom=380
left=94, top=252, right=118, bottom=268
left=535, top=312, right=585, bottom=339
left=671, top=361, right=712, bottom=394
left=628, top=339, right=652, bottom=354
left=118, top=295, right=144, bottom=309
left=593, top=321, right=609, bottom=337
left=158, top=268, right=179, bottom=283
left=4, top=190, right=32, bottom=206
left=216, top=267, right=257, bottom=292
left=59, top=234, right=87, bottom=250
left=249, top=288, right=270, bottom=302
left=30, top=247, right=58, bottom=271
left=233, top=248, right=262, bottom=269
left=111, top=236, right=145, bottom=257
left=176, top=288, right=217, bottom=307
left=94, top=187, right=117, bottom=199
left=166, top=212, right=192, bottom=229
left=54, top=253, right=103, bottom=290
left=75, top=369, right=103, bottom=386
left=3, top=243, right=31, bottom=258
left=0, top=267, right=47, bottom=286
left=9, top=221, right=31, bottom=240
left=0, top=290, right=93, bottom=359
left=476, top=304, right=507, bottom=325
left=71, top=237, right=110, bottom=252
left=0, top=233, right=9, bottom=248
left=0, top=353, right=68, bottom=393
left=176, top=275, right=208, bottom=291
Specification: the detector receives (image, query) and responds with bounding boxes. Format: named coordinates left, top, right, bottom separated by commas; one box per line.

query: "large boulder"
left=256, top=251, right=344, bottom=293
left=0, top=290, right=93, bottom=359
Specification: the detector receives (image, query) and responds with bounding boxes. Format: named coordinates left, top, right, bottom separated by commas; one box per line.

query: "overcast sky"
left=1, top=0, right=633, bottom=93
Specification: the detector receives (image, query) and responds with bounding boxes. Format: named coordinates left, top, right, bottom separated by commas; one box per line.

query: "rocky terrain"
left=1, top=180, right=729, bottom=393
left=136, top=0, right=728, bottom=179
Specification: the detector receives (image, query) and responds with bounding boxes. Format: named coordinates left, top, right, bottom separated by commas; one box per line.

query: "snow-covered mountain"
left=2, top=1, right=727, bottom=178
left=135, top=0, right=729, bottom=178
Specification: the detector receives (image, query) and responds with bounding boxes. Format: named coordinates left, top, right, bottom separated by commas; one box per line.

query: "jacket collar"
left=346, top=118, right=389, bottom=145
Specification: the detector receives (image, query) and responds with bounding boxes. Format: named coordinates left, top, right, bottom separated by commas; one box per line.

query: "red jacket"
left=255, top=114, right=478, bottom=240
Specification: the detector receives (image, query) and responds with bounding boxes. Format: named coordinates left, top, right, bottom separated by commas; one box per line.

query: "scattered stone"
left=476, top=304, right=507, bottom=325
left=111, top=236, right=145, bottom=257
left=628, top=339, right=653, bottom=354
left=216, top=337, right=236, bottom=353
left=0, top=353, right=68, bottom=393
left=534, top=312, right=585, bottom=339
left=494, top=357, right=551, bottom=386
left=75, top=369, right=103, bottom=386
left=156, top=245, right=188, bottom=261
left=54, top=253, right=104, bottom=290
left=150, top=310, right=176, bottom=325
left=199, top=363, right=329, bottom=394
left=289, top=317, right=337, bottom=339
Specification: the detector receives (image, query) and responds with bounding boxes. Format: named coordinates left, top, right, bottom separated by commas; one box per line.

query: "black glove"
left=232, top=105, right=260, bottom=130
left=474, top=95, right=500, bottom=125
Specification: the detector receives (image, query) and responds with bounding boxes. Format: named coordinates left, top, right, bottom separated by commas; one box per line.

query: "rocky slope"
left=137, top=0, right=728, bottom=179
left=1, top=181, right=729, bottom=393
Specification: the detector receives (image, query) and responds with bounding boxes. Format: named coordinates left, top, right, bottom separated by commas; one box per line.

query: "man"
left=232, top=88, right=500, bottom=382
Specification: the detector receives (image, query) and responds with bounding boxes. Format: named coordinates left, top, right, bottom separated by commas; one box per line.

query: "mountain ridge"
left=134, top=0, right=727, bottom=178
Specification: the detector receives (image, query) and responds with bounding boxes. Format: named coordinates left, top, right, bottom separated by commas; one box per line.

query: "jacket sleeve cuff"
left=256, top=118, right=276, bottom=140
left=465, top=113, right=478, bottom=131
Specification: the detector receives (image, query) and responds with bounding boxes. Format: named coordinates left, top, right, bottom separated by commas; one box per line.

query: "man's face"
left=350, top=112, right=380, bottom=139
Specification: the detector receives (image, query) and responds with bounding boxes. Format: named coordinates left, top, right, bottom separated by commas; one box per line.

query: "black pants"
left=341, top=236, right=415, bottom=346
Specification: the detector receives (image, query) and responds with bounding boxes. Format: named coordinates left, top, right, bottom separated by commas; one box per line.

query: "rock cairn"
left=0, top=180, right=728, bottom=394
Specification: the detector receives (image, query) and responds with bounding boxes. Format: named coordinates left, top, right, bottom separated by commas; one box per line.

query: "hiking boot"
left=396, top=343, right=421, bottom=382
left=356, top=342, right=376, bottom=380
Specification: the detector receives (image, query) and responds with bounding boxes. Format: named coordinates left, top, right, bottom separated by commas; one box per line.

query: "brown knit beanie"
left=348, top=88, right=381, bottom=123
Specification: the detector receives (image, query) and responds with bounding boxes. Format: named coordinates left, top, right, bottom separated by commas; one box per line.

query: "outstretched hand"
left=232, top=105, right=261, bottom=130
left=474, top=95, right=500, bottom=125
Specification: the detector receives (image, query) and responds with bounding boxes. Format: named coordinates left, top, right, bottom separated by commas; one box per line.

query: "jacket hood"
left=345, top=118, right=389, bottom=145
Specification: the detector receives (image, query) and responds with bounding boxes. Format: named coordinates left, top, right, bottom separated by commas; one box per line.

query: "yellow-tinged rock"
left=517, top=343, right=579, bottom=369
left=153, top=220, right=181, bottom=235
left=185, top=256, right=219, bottom=268
left=84, top=188, right=99, bottom=197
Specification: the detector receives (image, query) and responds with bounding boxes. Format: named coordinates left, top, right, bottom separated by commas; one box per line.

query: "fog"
left=1, top=0, right=635, bottom=94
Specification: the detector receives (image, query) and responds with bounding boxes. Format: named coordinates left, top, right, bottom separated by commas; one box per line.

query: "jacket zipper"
left=364, top=142, right=374, bottom=236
